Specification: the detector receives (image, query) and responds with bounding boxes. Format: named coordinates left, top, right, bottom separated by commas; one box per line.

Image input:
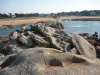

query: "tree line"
left=0, top=13, right=39, bottom=19
left=0, top=10, right=100, bottom=19
left=55, top=10, right=100, bottom=16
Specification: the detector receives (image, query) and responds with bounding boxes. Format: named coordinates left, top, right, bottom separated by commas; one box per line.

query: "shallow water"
left=60, top=21, right=100, bottom=34
left=0, top=21, right=100, bottom=37
left=0, top=25, right=21, bottom=37
left=0, top=24, right=31, bottom=37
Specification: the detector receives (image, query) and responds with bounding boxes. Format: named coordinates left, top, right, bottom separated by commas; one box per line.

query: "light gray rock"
left=69, top=48, right=78, bottom=54
left=21, top=24, right=27, bottom=32
left=48, top=36, right=61, bottom=50
left=72, top=34, right=96, bottom=58
left=0, top=48, right=100, bottom=75
left=9, top=31, right=19, bottom=40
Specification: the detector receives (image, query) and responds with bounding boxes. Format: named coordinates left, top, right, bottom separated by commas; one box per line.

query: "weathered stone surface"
left=0, top=39, right=19, bottom=55
left=27, top=31, right=48, bottom=47
left=21, top=24, right=27, bottom=32
left=45, top=22, right=64, bottom=29
left=69, top=48, right=78, bottom=54
left=0, top=54, right=16, bottom=69
left=96, top=46, right=100, bottom=58
left=0, top=22, right=72, bottom=53
left=1, top=22, right=100, bottom=75
left=18, top=34, right=34, bottom=47
left=9, top=31, right=19, bottom=40
left=0, top=48, right=100, bottom=75
left=72, top=34, right=96, bottom=58
left=48, top=36, right=61, bottom=50
left=30, top=22, right=72, bottom=51
left=0, top=53, right=4, bottom=65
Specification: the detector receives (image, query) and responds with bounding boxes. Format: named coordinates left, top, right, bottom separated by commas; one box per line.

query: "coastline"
left=1, top=16, right=100, bottom=26
left=0, top=21, right=100, bottom=75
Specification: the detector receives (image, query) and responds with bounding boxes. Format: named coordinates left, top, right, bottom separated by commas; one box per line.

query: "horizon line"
left=0, top=10, right=100, bottom=14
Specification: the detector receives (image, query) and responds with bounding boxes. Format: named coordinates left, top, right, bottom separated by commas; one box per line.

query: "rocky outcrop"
left=0, top=48, right=100, bottom=75
left=0, top=22, right=97, bottom=57
left=0, top=22, right=72, bottom=55
left=14, top=22, right=72, bottom=52
left=72, top=34, right=96, bottom=58
left=0, top=22, right=100, bottom=75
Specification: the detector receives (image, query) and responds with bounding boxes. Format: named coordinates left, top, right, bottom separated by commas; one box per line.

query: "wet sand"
left=0, top=16, right=100, bottom=26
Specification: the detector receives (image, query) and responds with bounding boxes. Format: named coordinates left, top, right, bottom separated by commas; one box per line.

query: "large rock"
left=18, top=34, right=34, bottom=47
left=47, top=36, right=61, bottom=50
left=72, top=34, right=96, bottom=58
left=0, top=39, right=19, bottom=55
left=96, top=46, right=100, bottom=58
left=0, top=54, right=16, bottom=69
left=27, top=31, right=48, bottom=47
left=0, top=53, right=4, bottom=65
left=31, top=22, right=72, bottom=51
left=31, top=22, right=63, bottom=36
left=0, top=48, right=100, bottom=75
left=45, top=22, right=64, bottom=29
left=21, top=24, right=27, bottom=32
left=31, top=23, right=46, bottom=36
left=0, top=22, right=72, bottom=53
left=9, top=31, right=20, bottom=40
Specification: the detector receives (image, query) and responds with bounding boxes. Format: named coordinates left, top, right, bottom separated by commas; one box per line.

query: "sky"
left=0, top=0, right=100, bottom=14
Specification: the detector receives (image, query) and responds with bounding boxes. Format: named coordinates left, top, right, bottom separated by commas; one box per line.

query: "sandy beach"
left=0, top=16, right=100, bottom=26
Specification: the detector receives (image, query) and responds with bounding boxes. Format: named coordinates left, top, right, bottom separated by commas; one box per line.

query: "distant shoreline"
left=1, top=16, right=100, bottom=26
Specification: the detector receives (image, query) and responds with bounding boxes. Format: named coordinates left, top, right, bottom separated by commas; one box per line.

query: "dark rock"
left=46, top=22, right=64, bottom=29
left=86, top=38, right=97, bottom=47
left=79, top=33, right=90, bottom=38
left=31, top=22, right=64, bottom=36
left=0, top=53, right=4, bottom=65
left=0, top=54, right=16, bottom=69
left=0, top=37, right=8, bottom=42
left=72, top=34, right=96, bottom=58
left=86, top=38, right=100, bottom=47
left=92, top=32, right=98, bottom=39
left=27, top=31, right=48, bottom=47
left=30, top=23, right=62, bottom=49
left=18, top=34, right=34, bottom=47
left=30, top=22, right=72, bottom=51
left=96, top=46, right=100, bottom=58
left=31, top=23, right=46, bottom=36
left=0, top=39, right=18, bottom=55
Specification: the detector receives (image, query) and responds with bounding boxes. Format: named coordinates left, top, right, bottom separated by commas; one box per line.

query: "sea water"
left=1, top=21, right=100, bottom=37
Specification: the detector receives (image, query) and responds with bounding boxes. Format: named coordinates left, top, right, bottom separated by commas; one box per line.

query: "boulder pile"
left=0, top=22, right=100, bottom=75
